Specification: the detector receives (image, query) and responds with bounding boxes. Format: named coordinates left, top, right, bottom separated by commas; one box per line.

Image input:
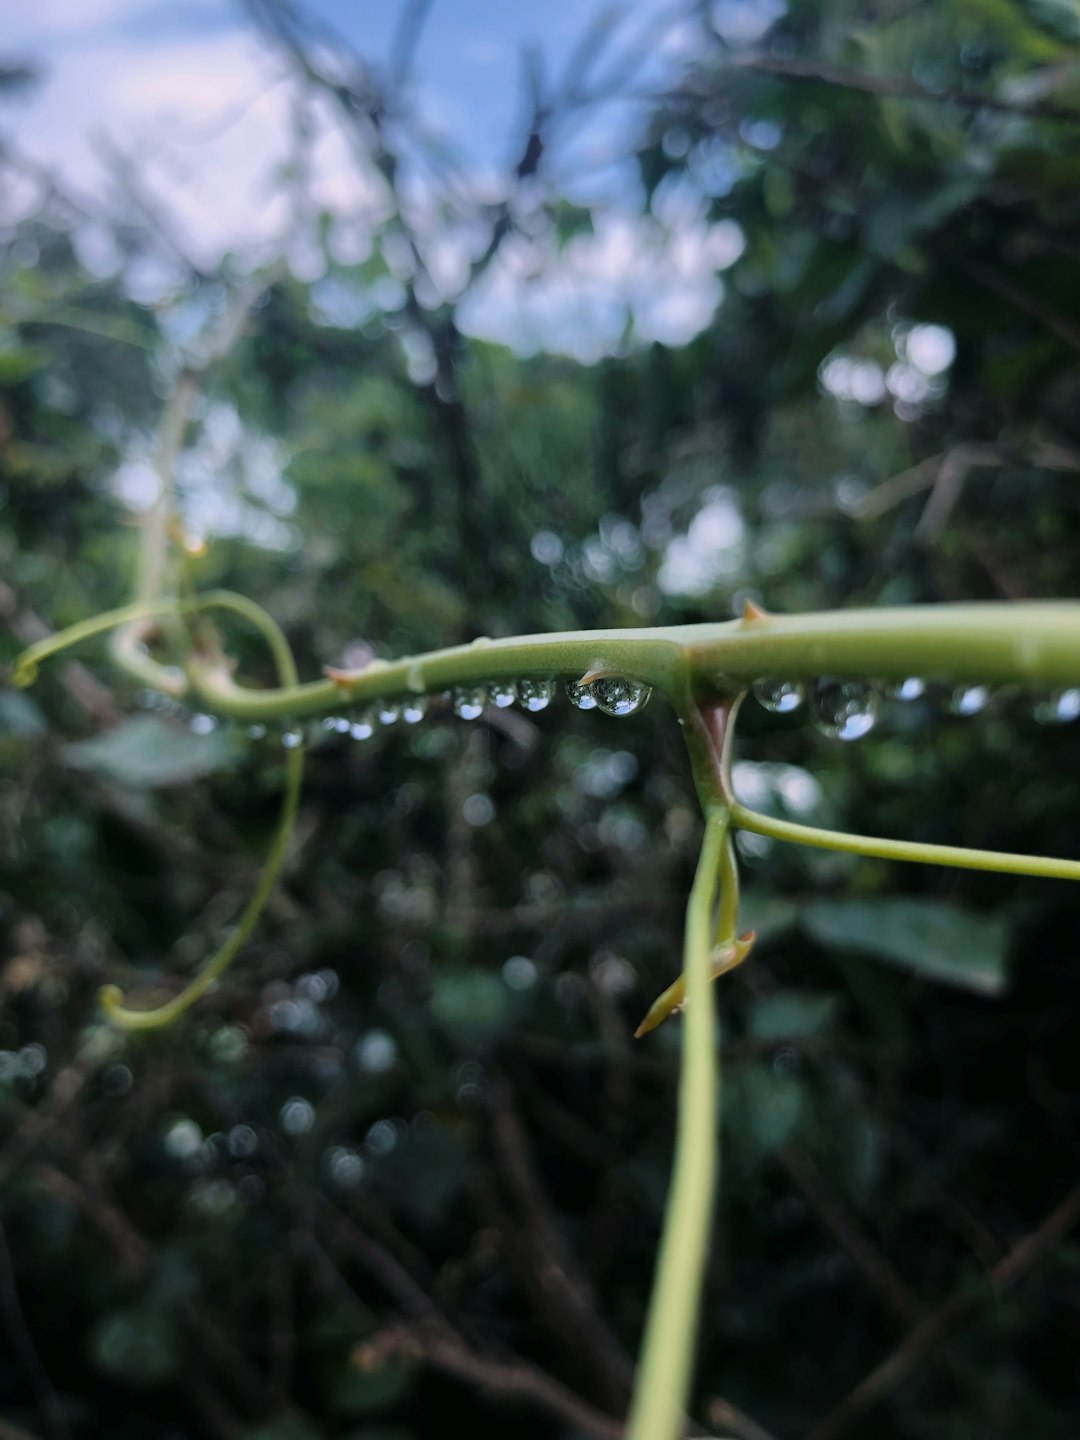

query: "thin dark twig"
left=729, top=50, right=1080, bottom=127
left=298, top=1226, right=627, bottom=1440
left=965, top=259, right=1080, bottom=355
left=486, top=1074, right=636, bottom=1408
left=806, top=1178, right=1080, bottom=1440
left=389, top=0, right=436, bottom=89
left=778, top=1149, right=923, bottom=1328
left=0, top=1047, right=97, bottom=1189
left=0, top=1222, right=72, bottom=1440
left=0, top=1422, right=46, bottom=1440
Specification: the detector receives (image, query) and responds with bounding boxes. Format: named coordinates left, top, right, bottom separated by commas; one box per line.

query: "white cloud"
left=7, top=27, right=391, bottom=273
left=6, top=7, right=741, bottom=358
left=459, top=208, right=744, bottom=360
left=5, top=0, right=157, bottom=44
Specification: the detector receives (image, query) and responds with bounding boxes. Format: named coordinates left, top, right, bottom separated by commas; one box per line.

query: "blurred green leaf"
left=90, top=1307, right=180, bottom=1384
left=429, top=969, right=508, bottom=1042
left=0, top=688, right=46, bottom=736
left=801, top=898, right=1010, bottom=995
left=748, top=990, right=840, bottom=1041
left=64, top=715, right=237, bottom=789
left=729, top=1062, right=805, bottom=1154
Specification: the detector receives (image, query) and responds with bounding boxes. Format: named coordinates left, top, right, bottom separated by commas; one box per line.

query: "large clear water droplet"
left=753, top=678, right=804, bottom=714
left=593, top=677, right=651, bottom=717
left=281, top=728, right=304, bottom=749
left=1035, top=688, right=1080, bottom=724
left=402, top=696, right=427, bottom=725
left=810, top=678, right=878, bottom=741
left=350, top=713, right=375, bottom=741
left=566, top=679, right=599, bottom=710
left=453, top=686, right=486, bottom=720
left=946, top=684, right=990, bottom=717
left=518, top=678, right=555, bottom=712
left=190, top=713, right=217, bottom=735
left=886, top=677, right=926, bottom=703
left=376, top=699, right=401, bottom=726
left=488, top=680, right=518, bottom=709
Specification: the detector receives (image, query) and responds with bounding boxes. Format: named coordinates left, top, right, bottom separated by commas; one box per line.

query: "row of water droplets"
left=753, top=675, right=1080, bottom=740
left=153, top=674, right=654, bottom=748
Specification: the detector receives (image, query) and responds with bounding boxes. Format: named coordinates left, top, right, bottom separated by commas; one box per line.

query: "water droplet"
left=886, top=677, right=926, bottom=702
left=334, top=716, right=352, bottom=733
left=809, top=678, right=878, bottom=741
left=453, top=686, right=486, bottom=720
left=593, top=677, right=651, bottom=717
left=350, top=713, right=375, bottom=741
left=566, top=679, right=599, bottom=710
left=1035, top=688, right=1080, bottom=725
left=190, top=713, right=217, bottom=735
left=753, top=679, right=804, bottom=714
left=517, top=678, right=555, bottom=712
left=281, top=728, right=304, bottom=749
left=945, top=684, right=990, bottom=717
left=402, top=696, right=427, bottom=725
left=247, top=723, right=268, bottom=740
left=488, top=680, right=518, bottom=709
left=321, top=716, right=340, bottom=732
left=376, top=700, right=401, bottom=726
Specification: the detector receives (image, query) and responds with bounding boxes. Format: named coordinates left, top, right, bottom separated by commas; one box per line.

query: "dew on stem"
left=1034, top=688, right=1080, bottom=724
left=488, top=680, right=518, bottom=709
left=566, top=678, right=599, bottom=710
left=593, top=677, right=651, bottom=717
left=886, top=676, right=926, bottom=702
left=810, top=677, right=878, bottom=741
left=402, top=696, right=427, bottom=724
left=517, top=677, right=555, bottom=712
left=753, top=678, right=804, bottom=713
left=946, top=683, right=991, bottom=717
left=453, top=686, right=487, bottom=720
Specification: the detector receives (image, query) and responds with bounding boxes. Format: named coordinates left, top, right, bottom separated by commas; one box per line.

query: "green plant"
left=12, top=582, right=1080, bottom=1440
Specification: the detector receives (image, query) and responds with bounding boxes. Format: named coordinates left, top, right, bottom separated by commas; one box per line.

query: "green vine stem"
left=729, top=802, right=1080, bottom=880
left=14, top=592, right=304, bottom=1030
left=624, top=804, right=729, bottom=1440
left=99, top=600, right=1080, bottom=720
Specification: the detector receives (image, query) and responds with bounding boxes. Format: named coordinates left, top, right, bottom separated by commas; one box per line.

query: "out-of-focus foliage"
left=3, top=2, right=1080, bottom=1438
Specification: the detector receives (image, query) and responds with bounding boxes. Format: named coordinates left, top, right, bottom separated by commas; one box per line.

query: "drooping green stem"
left=625, top=806, right=727, bottom=1440
left=100, top=734, right=301, bottom=1029
left=16, top=591, right=305, bottom=1031
left=108, top=592, right=302, bottom=1029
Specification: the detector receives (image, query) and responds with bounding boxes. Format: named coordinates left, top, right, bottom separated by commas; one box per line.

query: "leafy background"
left=3, top=2, right=1080, bottom=1437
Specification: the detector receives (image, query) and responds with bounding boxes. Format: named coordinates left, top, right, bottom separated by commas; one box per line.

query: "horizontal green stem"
left=16, top=600, right=1080, bottom=721
left=730, top=802, right=1080, bottom=881
left=188, top=601, right=1080, bottom=720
